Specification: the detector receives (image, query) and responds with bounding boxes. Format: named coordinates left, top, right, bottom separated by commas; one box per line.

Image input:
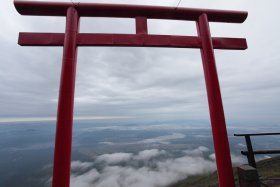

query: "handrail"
left=234, top=133, right=280, bottom=168
left=241, top=150, right=280, bottom=155
left=234, top=132, right=280, bottom=136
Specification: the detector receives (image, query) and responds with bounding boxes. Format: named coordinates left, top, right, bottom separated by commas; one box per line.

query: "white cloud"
left=139, top=133, right=186, bottom=144
left=255, top=155, right=272, bottom=162
left=263, top=155, right=272, bottom=159
left=96, top=152, right=133, bottom=164
left=95, top=149, right=166, bottom=164
left=134, top=149, right=166, bottom=161
left=71, top=161, right=94, bottom=171
left=209, top=153, right=246, bottom=166
left=209, top=153, right=215, bottom=161
left=230, top=154, right=247, bottom=166
left=237, top=143, right=246, bottom=148
left=183, top=146, right=209, bottom=156
left=70, top=148, right=216, bottom=187
left=98, top=133, right=187, bottom=146
left=71, top=169, right=100, bottom=187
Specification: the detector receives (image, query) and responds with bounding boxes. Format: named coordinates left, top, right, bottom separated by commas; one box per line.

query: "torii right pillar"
left=197, top=13, right=235, bottom=186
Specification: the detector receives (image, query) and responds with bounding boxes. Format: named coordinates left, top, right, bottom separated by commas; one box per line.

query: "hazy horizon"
left=1, top=120, right=279, bottom=187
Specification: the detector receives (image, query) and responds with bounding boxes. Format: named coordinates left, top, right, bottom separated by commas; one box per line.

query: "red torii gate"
left=14, top=1, right=248, bottom=187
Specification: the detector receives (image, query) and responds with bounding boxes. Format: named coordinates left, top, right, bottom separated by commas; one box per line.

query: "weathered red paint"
left=136, top=17, right=148, bottom=34
left=15, top=1, right=248, bottom=187
left=197, top=13, right=235, bottom=187
left=14, top=0, right=247, bottom=23
left=18, top=33, right=247, bottom=50
left=52, top=7, right=79, bottom=187
left=18, top=31, right=247, bottom=50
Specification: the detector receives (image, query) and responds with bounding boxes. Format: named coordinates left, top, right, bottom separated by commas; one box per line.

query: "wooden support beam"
left=136, top=17, right=148, bottom=34
left=18, top=32, right=247, bottom=50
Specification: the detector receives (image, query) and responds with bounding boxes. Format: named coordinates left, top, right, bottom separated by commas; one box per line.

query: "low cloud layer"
left=139, top=133, right=186, bottom=144
left=68, top=147, right=219, bottom=187
left=96, top=153, right=133, bottom=164
left=209, top=153, right=246, bottom=166
left=183, top=146, right=209, bottom=156
left=99, top=132, right=186, bottom=146
left=135, top=149, right=166, bottom=161
left=71, top=161, right=94, bottom=172
left=95, top=149, right=167, bottom=165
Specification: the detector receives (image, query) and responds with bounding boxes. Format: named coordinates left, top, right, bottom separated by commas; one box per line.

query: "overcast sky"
left=0, top=0, right=279, bottom=126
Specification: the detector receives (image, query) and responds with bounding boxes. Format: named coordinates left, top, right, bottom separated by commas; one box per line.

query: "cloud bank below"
left=65, top=147, right=245, bottom=187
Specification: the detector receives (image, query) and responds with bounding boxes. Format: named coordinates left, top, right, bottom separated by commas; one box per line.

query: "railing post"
left=237, top=165, right=260, bottom=187
left=197, top=13, right=235, bottom=187
left=245, top=135, right=257, bottom=168
left=52, top=6, right=79, bottom=187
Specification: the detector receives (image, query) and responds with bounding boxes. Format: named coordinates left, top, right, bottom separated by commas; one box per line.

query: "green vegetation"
left=169, top=156, right=280, bottom=187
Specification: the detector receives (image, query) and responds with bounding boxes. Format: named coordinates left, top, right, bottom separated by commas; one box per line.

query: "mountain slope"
left=169, top=156, right=280, bottom=187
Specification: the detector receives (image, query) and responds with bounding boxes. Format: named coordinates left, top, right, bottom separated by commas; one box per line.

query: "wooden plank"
left=18, top=32, right=64, bottom=46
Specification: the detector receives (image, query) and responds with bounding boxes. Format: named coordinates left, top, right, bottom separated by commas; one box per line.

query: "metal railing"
left=234, top=132, right=280, bottom=168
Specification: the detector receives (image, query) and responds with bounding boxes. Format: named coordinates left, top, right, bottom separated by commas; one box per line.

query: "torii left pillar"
left=52, top=7, right=79, bottom=187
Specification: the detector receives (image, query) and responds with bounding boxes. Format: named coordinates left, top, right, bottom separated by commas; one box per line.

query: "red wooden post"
left=14, top=2, right=248, bottom=186
left=136, top=17, right=148, bottom=34
left=197, top=13, right=235, bottom=187
left=52, top=7, right=79, bottom=187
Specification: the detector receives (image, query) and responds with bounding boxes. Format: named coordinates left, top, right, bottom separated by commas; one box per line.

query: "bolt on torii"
left=14, top=1, right=248, bottom=187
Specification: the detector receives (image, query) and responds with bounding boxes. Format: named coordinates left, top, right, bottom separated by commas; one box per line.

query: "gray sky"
left=0, top=0, right=279, bottom=126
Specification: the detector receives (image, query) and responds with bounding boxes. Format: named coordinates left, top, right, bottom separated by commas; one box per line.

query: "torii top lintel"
left=14, top=0, right=247, bottom=23
left=14, top=1, right=248, bottom=49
